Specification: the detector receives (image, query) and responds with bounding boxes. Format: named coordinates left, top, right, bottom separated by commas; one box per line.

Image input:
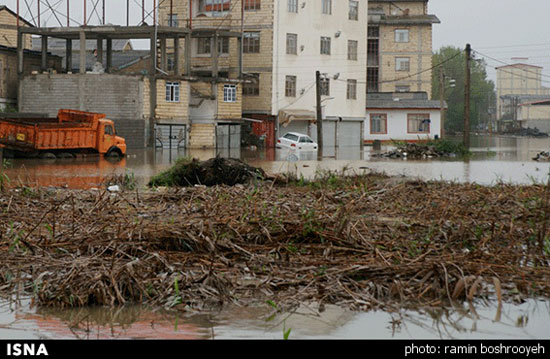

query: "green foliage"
left=426, top=138, right=470, bottom=156
left=432, top=46, right=496, bottom=133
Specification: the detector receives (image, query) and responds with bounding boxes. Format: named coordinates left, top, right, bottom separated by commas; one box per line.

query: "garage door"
left=279, top=121, right=309, bottom=138
left=155, top=124, right=186, bottom=149
left=217, top=124, right=241, bottom=149
left=338, top=121, right=362, bottom=147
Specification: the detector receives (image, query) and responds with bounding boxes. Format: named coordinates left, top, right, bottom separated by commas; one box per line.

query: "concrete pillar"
left=212, top=34, right=218, bottom=78
left=66, top=39, right=73, bottom=72
left=17, top=31, right=24, bottom=75
left=174, top=35, right=180, bottom=75
left=237, top=36, right=242, bottom=78
left=160, top=36, right=167, bottom=71
left=96, top=37, right=103, bottom=66
left=79, top=31, right=86, bottom=74
left=184, top=33, right=191, bottom=75
left=106, top=38, right=113, bottom=73
left=41, top=35, right=48, bottom=71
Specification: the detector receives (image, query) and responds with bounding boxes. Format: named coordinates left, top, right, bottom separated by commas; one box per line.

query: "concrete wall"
left=19, top=73, right=147, bottom=148
left=518, top=104, right=550, bottom=132
left=365, top=109, right=441, bottom=142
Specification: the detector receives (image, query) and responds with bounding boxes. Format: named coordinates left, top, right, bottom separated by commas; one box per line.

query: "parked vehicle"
left=0, top=109, right=126, bottom=158
left=276, top=132, right=318, bottom=150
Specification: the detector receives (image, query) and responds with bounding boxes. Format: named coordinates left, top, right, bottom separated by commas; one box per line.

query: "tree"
left=432, top=46, right=496, bottom=133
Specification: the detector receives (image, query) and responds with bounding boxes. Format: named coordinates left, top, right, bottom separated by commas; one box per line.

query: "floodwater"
left=1, top=134, right=550, bottom=339
left=2, top=134, right=550, bottom=189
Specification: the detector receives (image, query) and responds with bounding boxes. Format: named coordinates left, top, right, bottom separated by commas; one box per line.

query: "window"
left=167, top=54, right=175, bottom=71
left=197, top=37, right=229, bottom=55
left=104, top=125, right=114, bottom=135
left=395, top=29, right=409, bottom=43
left=223, top=85, right=237, bottom=102
left=396, top=57, right=410, bottom=71
left=285, top=75, right=296, bottom=97
left=367, top=68, right=379, bottom=92
left=197, top=38, right=211, bottom=54
left=396, top=85, right=410, bottom=92
left=168, top=14, right=178, bottom=27
left=348, top=40, right=358, bottom=61
left=349, top=0, right=358, bottom=20
left=322, top=0, right=332, bottom=14
left=244, top=0, right=261, bottom=10
left=288, top=0, right=298, bottom=13
left=408, top=114, right=431, bottom=133
left=217, top=37, right=229, bottom=54
left=370, top=114, right=387, bottom=134
left=299, top=136, right=314, bottom=143
left=283, top=133, right=299, bottom=141
left=286, top=33, right=298, bottom=55
left=198, top=0, right=230, bottom=15
left=243, top=32, right=260, bottom=53
left=320, top=78, right=330, bottom=96
left=347, top=79, right=357, bottom=100
left=243, top=74, right=260, bottom=96
left=166, top=82, right=180, bottom=102
left=320, top=36, right=331, bottom=55
left=368, top=26, right=379, bottom=38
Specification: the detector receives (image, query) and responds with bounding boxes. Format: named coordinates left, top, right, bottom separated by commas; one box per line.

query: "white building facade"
left=273, top=0, right=367, bottom=145
left=365, top=92, right=442, bottom=143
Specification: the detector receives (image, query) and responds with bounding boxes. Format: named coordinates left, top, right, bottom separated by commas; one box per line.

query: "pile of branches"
left=148, top=156, right=265, bottom=187
left=372, top=143, right=449, bottom=159
left=0, top=173, right=549, bottom=313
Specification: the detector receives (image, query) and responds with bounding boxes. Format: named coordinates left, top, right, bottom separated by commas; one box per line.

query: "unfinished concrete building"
left=15, top=1, right=246, bottom=150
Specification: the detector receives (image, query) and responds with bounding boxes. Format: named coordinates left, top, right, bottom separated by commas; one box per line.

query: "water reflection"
left=1, top=298, right=548, bottom=339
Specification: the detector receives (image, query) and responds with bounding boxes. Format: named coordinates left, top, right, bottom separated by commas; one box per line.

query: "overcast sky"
left=430, top=0, right=550, bottom=83
left=3, top=0, right=550, bottom=82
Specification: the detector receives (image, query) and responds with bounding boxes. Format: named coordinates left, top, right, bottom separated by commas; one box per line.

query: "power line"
left=473, top=48, right=550, bottom=82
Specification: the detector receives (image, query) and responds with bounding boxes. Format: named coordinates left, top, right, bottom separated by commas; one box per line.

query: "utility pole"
left=464, top=43, right=471, bottom=148
left=316, top=70, right=323, bottom=160
left=439, top=65, right=445, bottom=139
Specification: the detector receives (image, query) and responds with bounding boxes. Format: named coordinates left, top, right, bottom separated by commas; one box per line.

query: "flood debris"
left=148, top=156, right=266, bottom=187
left=503, top=127, right=549, bottom=138
left=533, top=151, right=550, bottom=162
left=372, top=140, right=467, bottom=159
left=0, top=173, right=549, bottom=313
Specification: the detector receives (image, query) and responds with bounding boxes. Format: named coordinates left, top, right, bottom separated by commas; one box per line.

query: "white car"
left=276, top=132, right=318, bottom=150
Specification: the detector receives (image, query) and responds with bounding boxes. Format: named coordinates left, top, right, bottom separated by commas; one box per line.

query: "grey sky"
left=3, top=0, right=550, bottom=82
left=429, top=0, right=550, bottom=83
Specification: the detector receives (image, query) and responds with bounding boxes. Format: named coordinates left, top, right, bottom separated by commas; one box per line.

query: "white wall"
left=365, top=109, right=442, bottom=141
left=272, top=0, right=367, bottom=120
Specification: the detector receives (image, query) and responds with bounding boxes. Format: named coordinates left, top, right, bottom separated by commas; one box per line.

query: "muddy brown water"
left=1, top=134, right=550, bottom=339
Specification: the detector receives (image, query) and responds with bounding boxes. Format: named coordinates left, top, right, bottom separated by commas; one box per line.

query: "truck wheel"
left=39, top=152, right=57, bottom=160
left=57, top=152, right=75, bottom=159
left=105, top=147, right=122, bottom=158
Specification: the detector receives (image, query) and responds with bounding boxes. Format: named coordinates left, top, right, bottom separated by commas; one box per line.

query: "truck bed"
left=0, top=110, right=104, bottom=152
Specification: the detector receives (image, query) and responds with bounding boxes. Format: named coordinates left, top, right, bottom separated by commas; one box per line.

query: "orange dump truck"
left=0, top=109, right=126, bottom=158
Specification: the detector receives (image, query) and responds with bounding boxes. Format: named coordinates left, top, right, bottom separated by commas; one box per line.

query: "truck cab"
left=98, top=119, right=127, bottom=157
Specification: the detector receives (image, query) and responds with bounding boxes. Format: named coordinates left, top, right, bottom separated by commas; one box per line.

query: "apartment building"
left=365, top=0, right=442, bottom=142
left=367, top=0, right=439, bottom=96
left=496, top=63, right=550, bottom=127
left=159, top=0, right=367, bottom=148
